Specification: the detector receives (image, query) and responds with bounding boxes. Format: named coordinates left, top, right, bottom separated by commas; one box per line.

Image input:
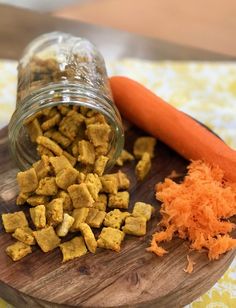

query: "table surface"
left=0, top=4, right=235, bottom=62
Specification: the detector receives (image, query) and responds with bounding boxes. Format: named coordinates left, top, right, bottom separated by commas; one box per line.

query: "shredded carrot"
left=184, top=255, right=196, bottom=274
left=148, top=160, right=236, bottom=261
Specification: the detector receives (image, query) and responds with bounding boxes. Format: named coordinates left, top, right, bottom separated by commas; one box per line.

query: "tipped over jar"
left=8, top=32, right=124, bottom=170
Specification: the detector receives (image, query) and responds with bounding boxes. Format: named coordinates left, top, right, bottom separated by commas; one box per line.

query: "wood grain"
left=0, top=125, right=235, bottom=308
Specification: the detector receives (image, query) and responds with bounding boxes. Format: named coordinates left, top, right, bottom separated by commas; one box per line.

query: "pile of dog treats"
left=2, top=104, right=156, bottom=262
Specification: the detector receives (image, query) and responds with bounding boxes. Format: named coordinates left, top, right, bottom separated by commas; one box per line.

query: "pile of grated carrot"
left=147, top=160, right=236, bottom=262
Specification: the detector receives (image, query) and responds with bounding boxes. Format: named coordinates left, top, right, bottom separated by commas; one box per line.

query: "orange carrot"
left=109, top=76, right=236, bottom=182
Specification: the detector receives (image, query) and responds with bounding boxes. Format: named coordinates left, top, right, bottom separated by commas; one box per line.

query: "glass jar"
left=8, top=32, right=124, bottom=170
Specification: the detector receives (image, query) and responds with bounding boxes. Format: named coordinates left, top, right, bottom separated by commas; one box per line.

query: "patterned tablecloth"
left=0, top=59, right=235, bottom=308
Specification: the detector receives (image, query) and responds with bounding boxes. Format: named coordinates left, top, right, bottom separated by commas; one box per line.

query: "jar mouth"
left=9, top=83, right=124, bottom=170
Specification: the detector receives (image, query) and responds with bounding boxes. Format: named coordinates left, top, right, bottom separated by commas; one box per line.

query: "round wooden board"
left=0, top=125, right=235, bottom=308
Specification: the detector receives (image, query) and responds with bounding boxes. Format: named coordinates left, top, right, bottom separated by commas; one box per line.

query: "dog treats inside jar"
left=9, top=32, right=124, bottom=170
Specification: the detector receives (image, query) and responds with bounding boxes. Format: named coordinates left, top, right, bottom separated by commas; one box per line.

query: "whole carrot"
left=109, top=76, right=236, bottom=182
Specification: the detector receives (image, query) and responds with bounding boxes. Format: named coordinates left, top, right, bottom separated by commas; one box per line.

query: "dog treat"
left=68, top=183, right=94, bottom=208
left=122, top=216, right=147, bottom=236
left=46, top=198, right=64, bottom=226
left=86, top=208, right=106, bottom=228
left=55, top=167, right=78, bottom=190
left=116, top=171, right=130, bottom=190
left=36, top=177, right=58, bottom=196
left=56, top=213, right=75, bottom=237
left=84, top=173, right=102, bottom=200
left=27, top=118, right=43, bottom=142
left=108, top=191, right=130, bottom=209
left=60, top=236, right=87, bottom=262
left=2, top=212, right=28, bottom=233
left=36, top=136, right=63, bottom=156
left=33, top=155, right=51, bottom=180
left=78, top=140, right=96, bottom=165
left=16, top=192, right=30, bottom=206
left=17, top=168, right=38, bottom=193
left=6, top=241, right=32, bottom=261
left=104, top=209, right=130, bottom=229
left=97, top=227, right=125, bottom=252
left=12, top=227, right=35, bottom=245
left=94, top=155, right=109, bottom=176
left=133, top=137, right=156, bottom=159
left=33, top=226, right=61, bottom=253
left=27, top=195, right=49, bottom=207
left=49, top=156, right=72, bottom=174
left=135, top=152, right=151, bottom=181
left=30, top=205, right=46, bottom=229
left=116, top=150, right=134, bottom=166
left=100, top=174, right=119, bottom=194
left=132, top=202, right=154, bottom=221
left=86, top=123, right=111, bottom=147
left=78, top=223, right=97, bottom=253
left=71, top=208, right=90, bottom=231
left=93, top=194, right=107, bottom=211
left=56, top=191, right=73, bottom=212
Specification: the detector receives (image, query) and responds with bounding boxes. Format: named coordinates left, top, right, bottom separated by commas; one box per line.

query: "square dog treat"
left=41, top=113, right=61, bottom=131
left=56, top=213, right=75, bottom=237
left=94, top=155, right=109, bottom=176
left=100, top=174, right=118, bottom=194
left=68, top=183, right=94, bottom=208
left=12, top=227, right=35, bottom=245
left=86, top=208, right=106, bottom=228
left=37, top=145, right=54, bottom=157
left=60, top=236, right=87, bottom=262
left=46, top=198, right=63, bottom=226
left=27, top=118, right=43, bottom=142
left=133, top=137, right=156, bottom=159
left=30, top=204, right=46, bottom=229
left=55, top=167, right=78, bottom=190
left=84, top=173, right=102, bottom=200
left=6, top=241, right=32, bottom=261
left=95, top=143, right=109, bottom=156
left=2, top=211, right=28, bottom=233
left=104, top=209, right=130, bottom=229
left=57, top=190, right=73, bottom=212
left=78, top=223, right=97, bottom=253
left=86, top=123, right=111, bottom=147
left=27, top=195, right=49, bottom=207
left=33, top=155, right=51, bottom=180
left=116, top=150, right=134, bottom=166
left=93, top=194, right=107, bottom=211
left=49, top=156, right=72, bottom=174
left=108, top=192, right=130, bottom=209
left=135, top=152, right=151, bottom=181
left=97, top=227, right=125, bottom=252
left=122, top=216, right=147, bottom=236
left=16, top=192, right=30, bottom=206
left=78, top=140, right=95, bottom=165
left=132, top=202, right=154, bottom=221
left=116, top=171, right=130, bottom=190
left=35, top=177, right=58, bottom=196
left=71, top=208, right=89, bottom=231
left=17, top=168, right=38, bottom=193
left=44, top=130, right=71, bottom=148
left=33, top=226, right=61, bottom=253
left=36, top=136, right=63, bottom=156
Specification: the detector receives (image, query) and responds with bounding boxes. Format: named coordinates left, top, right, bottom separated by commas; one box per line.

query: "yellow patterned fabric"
left=0, top=59, right=235, bottom=307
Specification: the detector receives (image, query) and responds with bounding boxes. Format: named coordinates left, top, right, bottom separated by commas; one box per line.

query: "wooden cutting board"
left=0, top=124, right=235, bottom=308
